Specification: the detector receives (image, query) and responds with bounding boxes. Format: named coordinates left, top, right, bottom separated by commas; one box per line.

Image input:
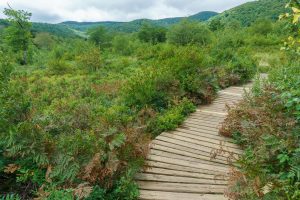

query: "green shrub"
left=210, top=29, right=246, bottom=63
left=226, top=55, right=257, bottom=84
left=122, top=66, right=178, bottom=111
left=166, top=46, right=217, bottom=104
left=147, top=98, right=196, bottom=137
left=47, top=58, right=69, bottom=73
left=86, top=172, right=139, bottom=200
left=77, top=46, right=102, bottom=72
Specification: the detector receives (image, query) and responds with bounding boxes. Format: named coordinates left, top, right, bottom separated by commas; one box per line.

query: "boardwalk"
left=136, top=84, right=252, bottom=200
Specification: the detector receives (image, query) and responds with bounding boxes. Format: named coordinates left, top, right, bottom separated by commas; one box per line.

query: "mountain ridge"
left=60, top=11, right=218, bottom=32
left=0, top=0, right=290, bottom=37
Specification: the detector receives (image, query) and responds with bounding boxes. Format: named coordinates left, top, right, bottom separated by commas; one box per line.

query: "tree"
left=87, top=26, right=111, bottom=48
left=112, top=34, right=133, bottom=55
left=209, top=18, right=224, bottom=31
left=167, top=20, right=212, bottom=46
left=138, top=23, right=167, bottom=44
left=3, top=7, right=32, bottom=65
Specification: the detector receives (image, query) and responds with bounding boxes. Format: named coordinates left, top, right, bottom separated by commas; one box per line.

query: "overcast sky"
left=0, top=0, right=254, bottom=23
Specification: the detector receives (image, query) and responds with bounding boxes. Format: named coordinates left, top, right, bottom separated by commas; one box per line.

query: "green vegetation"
left=219, top=1, right=300, bottom=199
left=0, top=0, right=296, bottom=199
left=138, top=23, right=167, bottom=44
left=214, top=0, right=289, bottom=26
left=32, top=23, right=78, bottom=38
left=3, top=8, right=32, bottom=65
left=167, top=20, right=212, bottom=46
left=61, top=11, right=218, bottom=33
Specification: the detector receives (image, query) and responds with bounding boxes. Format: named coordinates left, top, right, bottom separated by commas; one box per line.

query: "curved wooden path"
left=136, top=84, right=252, bottom=200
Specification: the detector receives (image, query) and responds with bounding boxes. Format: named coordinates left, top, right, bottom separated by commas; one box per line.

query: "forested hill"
left=31, top=23, right=79, bottom=38
left=0, top=19, right=79, bottom=38
left=61, top=11, right=218, bottom=32
left=0, top=0, right=290, bottom=37
left=213, top=0, right=289, bottom=26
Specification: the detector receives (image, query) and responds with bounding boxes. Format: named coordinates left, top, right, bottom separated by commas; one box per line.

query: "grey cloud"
left=30, top=10, right=62, bottom=23
left=0, top=0, right=254, bottom=23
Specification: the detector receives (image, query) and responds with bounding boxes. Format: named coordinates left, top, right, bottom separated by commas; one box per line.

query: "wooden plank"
left=147, top=155, right=229, bottom=174
left=155, top=135, right=224, bottom=155
left=145, top=161, right=228, bottom=178
left=190, top=113, right=226, bottom=119
left=218, top=92, right=243, bottom=97
left=185, top=120, right=221, bottom=128
left=152, top=140, right=232, bottom=162
left=155, top=135, right=240, bottom=159
left=182, top=122, right=220, bottom=132
left=188, top=116, right=224, bottom=123
left=222, top=88, right=248, bottom=94
left=142, top=167, right=228, bottom=180
left=151, top=143, right=230, bottom=165
left=186, top=117, right=222, bottom=125
left=186, top=118, right=221, bottom=126
left=158, top=134, right=242, bottom=154
left=183, top=121, right=220, bottom=129
left=174, top=128, right=234, bottom=143
left=200, top=107, right=228, bottom=112
left=180, top=124, right=220, bottom=133
left=213, top=98, right=242, bottom=103
left=149, top=149, right=229, bottom=168
left=136, top=174, right=227, bottom=185
left=178, top=126, right=222, bottom=136
left=139, top=190, right=227, bottom=200
left=216, top=96, right=242, bottom=101
left=196, top=110, right=227, bottom=116
left=137, top=181, right=227, bottom=194
left=214, top=96, right=241, bottom=101
left=168, top=131, right=239, bottom=149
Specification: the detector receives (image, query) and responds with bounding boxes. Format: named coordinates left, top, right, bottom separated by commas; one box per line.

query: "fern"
left=109, top=133, right=126, bottom=151
left=50, top=155, right=80, bottom=183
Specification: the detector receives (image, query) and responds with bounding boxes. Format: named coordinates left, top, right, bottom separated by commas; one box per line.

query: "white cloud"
left=0, top=0, right=254, bottom=23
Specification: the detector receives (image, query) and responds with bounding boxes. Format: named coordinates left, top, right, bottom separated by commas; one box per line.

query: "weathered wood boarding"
left=136, top=84, right=252, bottom=200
